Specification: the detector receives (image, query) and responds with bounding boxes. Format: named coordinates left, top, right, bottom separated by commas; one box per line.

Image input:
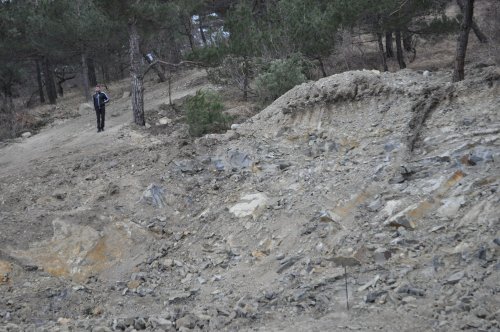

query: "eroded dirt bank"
left=0, top=66, right=499, bottom=331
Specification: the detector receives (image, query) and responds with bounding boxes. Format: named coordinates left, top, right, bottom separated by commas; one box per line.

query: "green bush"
left=185, top=90, right=231, bottom=137
left=255, top=54, right=307, bottom=103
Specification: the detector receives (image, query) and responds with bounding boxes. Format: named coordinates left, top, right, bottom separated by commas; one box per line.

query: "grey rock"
left=275, top=253, right=286, bottom=260
left=168, top=291, right=192, bottom=303
left=140, top=184, right=166, bottom=208
left=462, top=117, right=475, bottom=126
left=112, top=319, right=127, bottom=331
left=52, top=190, right=67, bottom=200
left=365, top=290, right=387, bottom=303
left=384, top=142, right=398, bottom=152
left=279, top=162, right=292, bottom=170
left=107, top=160, right=119, bottom=169
left=437, top=196, right=465, bottom=218
left=493, top=238, right=500, bottom=246
left=277, top=256, right=302, bottom=274
left=292, top=288, right=308, bottom=302
left=149, top=317, right=174, bottom=330
left=470, top=147, right=494, bottom=164
left=234, top=297, right=259, bottom=318
left=92, top=327, right=112, bottom=332
left=264, top=290, right=276, bottom=300
left=373, top=248, right=392, bottom=264
left=209, top=316, right=231, bottom=330
left=477, top=245, right=487, bottom=260
left=445, top=271, right=465, bottom=285
left=316, top=210, right=341, bottom=223
left=175, top=314, right=197, bottom=329
left=227, top=150, right=252, bottom=169
left=357, top=275, right=380, bottom=292
left=213, top=159, right=225, bottom=171
left=134, top=317, right=147, bottom=330
left=401, top=296, right=417, bottom=304
left=174, top=159, right=199, bottom=174
left=367, top=198, right=383, bottom=212
left=329, top=255, right=361, bottom=267
left=123, top=317, right=135, bottom=327
left=106, top=182, right=120, bottom=196
left=397, top=284, right=425, bottom=297
left=474, top=307, right=489, bottom=319
left=159, top=117, right=172, bottom=125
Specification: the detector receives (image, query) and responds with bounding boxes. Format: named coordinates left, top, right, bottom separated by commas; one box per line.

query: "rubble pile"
left=0, top=65, right=498, bottom=331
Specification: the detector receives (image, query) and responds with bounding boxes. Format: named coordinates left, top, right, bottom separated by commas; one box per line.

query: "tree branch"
left=142, top=59, right=206, bottom=76
left=389, top=0, right=410, bottom=17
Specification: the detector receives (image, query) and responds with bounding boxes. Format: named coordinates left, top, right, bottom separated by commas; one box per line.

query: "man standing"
left=93, top=84, right=110, bottom=132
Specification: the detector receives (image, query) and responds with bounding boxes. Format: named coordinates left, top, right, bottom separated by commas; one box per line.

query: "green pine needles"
left=184, top=90, right=231, bottom=137
left=256, top=55, right=308, bottom=103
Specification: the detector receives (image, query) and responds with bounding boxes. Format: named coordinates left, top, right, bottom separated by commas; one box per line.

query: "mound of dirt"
left=0, top=65, right=498, bottom=331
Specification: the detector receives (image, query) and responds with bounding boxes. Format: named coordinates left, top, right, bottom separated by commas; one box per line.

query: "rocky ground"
left=0, top=65, right=499, bottom=332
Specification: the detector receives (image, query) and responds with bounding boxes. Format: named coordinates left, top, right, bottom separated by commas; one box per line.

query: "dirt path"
left=0, top=102, right=129, bottom=178
left=0, top=69, right=209, bottom=178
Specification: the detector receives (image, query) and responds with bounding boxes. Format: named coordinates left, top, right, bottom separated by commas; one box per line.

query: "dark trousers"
left=95, top=107, right=105, bottom=130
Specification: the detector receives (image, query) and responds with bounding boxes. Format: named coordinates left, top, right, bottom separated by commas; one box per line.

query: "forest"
left=0, top=0, right=494, bottom=138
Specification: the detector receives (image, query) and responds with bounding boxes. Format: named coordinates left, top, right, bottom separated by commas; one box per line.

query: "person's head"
left=95, top=84, right=101, bottom=93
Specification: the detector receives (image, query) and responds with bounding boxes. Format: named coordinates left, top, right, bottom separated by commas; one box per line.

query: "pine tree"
left=453, top=0, right=474, bottom=82
left=96, top=0, right=179, bottom=126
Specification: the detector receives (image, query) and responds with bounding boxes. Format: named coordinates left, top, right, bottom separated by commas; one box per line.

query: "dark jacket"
left=93, top=91, right=110, bottom=110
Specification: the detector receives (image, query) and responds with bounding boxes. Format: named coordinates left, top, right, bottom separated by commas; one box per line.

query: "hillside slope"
left=0, top=65, right=499, bottom=331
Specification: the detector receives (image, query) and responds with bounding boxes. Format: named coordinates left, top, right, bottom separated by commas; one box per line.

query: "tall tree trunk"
left=35, top=59, right=45, bottom=103
left=385, top=32, right=394, bottom=58
left=101, top=63, right=110, bottom=82
left=457, top=0, right=487, bottom=43
left=402, top=31, right=416, bottom=62
left=168, top=74, right=173, bottom=106
left=43, top=57, right=57, bottom=104
left=1, top=86, right=15, bottom=137
left=168, top=33, right=181, bottom=63
left=119, top=63, right=127, bottom=79
left=395, top=30, right=406, bottom=69
left=242, top=57, right=249, bottom=101
left=57, top=81, right=64, bottom=97
left=87, top=57, right=97, bottom=86
left=402, top=32, right=413, bottom=52
left=198, top=15, right=207, bottom=46
left=1, top=87, right=14, bottom=114
left=128, top=19, right=145, bottom=126
left=453, top=0, right=474, bottom=82
left=377, top=33, right=388, bottom=72
left=182, top=14, right=196, bottom=52
left=317, top=57, right=327, bottom=77
left=81, top=53, right=91, bottom=101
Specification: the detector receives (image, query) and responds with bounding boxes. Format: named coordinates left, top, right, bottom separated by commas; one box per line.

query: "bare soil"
left=0, top=63, right=499, bottom=332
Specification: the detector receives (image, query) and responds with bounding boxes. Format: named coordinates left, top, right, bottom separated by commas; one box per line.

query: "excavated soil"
left=0, top=66, right=499, bottom=332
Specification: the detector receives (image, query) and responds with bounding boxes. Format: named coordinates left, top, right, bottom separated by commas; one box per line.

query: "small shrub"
left=185, top=90, right=231, bottom=137
left=207, top=56, right=256, bottom=92
left=255, top=54, right=308, bottom=103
